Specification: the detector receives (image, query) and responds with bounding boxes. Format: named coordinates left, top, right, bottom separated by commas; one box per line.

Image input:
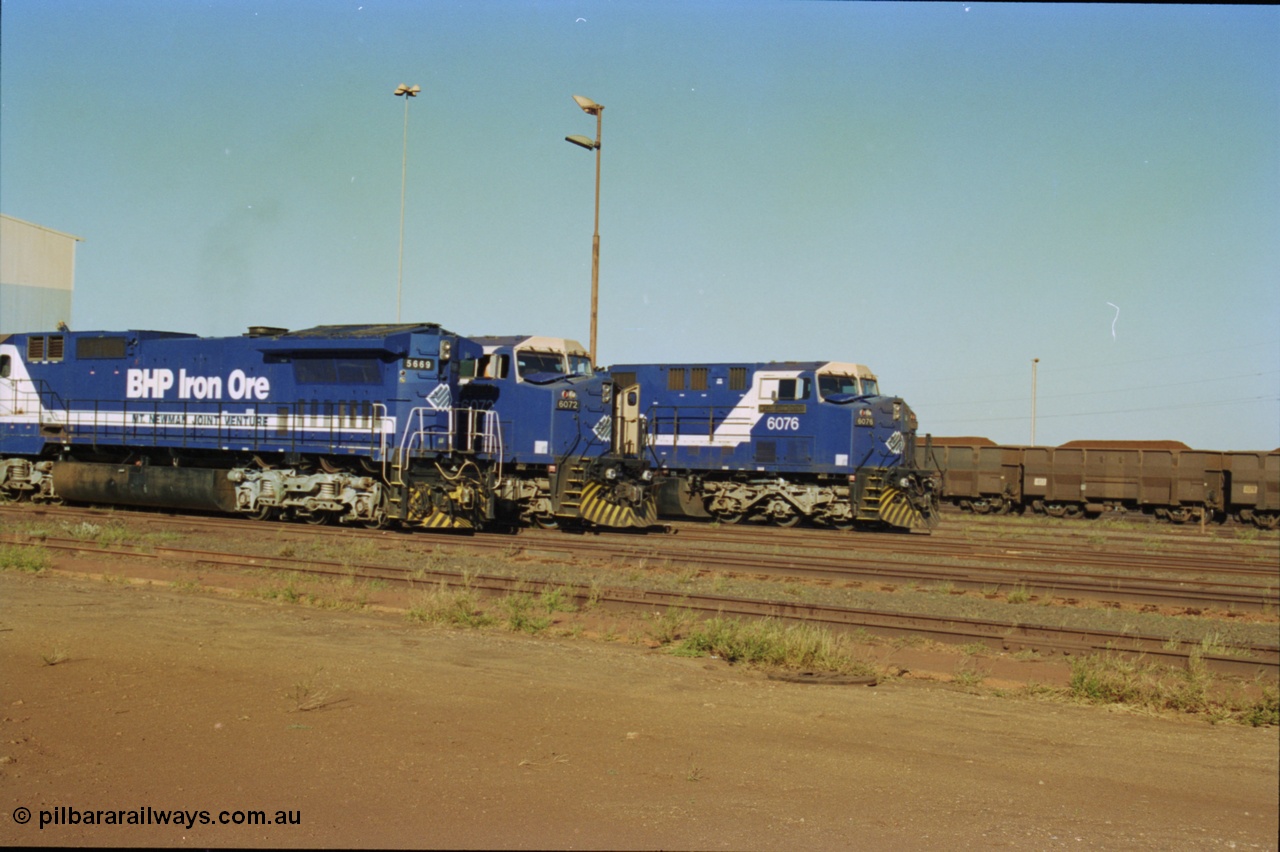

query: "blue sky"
left=2, top=1, right=1277, bottom=450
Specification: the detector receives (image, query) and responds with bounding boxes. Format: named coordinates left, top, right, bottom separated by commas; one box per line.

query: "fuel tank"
left=51, top=462, right=239, bottom=513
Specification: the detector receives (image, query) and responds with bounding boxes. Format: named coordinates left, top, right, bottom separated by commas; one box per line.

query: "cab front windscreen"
left=820, top=374, right=860, bottom=398
left=818, top=374, right=879, bottom=399
left=516, top=351, right=567, bottom=378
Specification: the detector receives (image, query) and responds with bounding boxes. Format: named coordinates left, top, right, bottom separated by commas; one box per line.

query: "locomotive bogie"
left=0, top=458, right=55, bottom=502
left=695, top=476, right=849, bottom=527
left=227, top=467, right=386, bottom=525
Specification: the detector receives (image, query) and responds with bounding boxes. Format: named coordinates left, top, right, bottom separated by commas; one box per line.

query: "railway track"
left=7, top=502, right=1276, bottom=612
left=5, top=529, right=1276, bottom=680
left=664, top=521, right=1279, bottom=577
left=2, top=501, right=1280, bottom=680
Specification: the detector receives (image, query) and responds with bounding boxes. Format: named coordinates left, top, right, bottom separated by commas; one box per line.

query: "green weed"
left=1006, top=583, right=1032, bottom=605
left=252, top=572, right=306, bottom=604
left=649, top=605, right=694, bottom=644
left=406, top=585, right=494, bottom=628
left=93, top=523, right=133, bottom=548
left=953, top=660, right=987, bottom=689
left=61, top=521, right=101, bottom=540
left=500, top=592, right=551, bottom=633
left=1065, top=652, right=1276, bottom=724
left=672, top=616, right=875, bottom=674
left=0, top=544, right=50, bottom=573
left=539, top=586, right=576, bottom=614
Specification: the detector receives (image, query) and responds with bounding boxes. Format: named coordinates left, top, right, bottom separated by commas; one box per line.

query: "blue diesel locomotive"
left=607, top=360, right=938, bottom=531
left=0, top=324, right=653, bottom=530
left=461, top=335, right=656, bottom=528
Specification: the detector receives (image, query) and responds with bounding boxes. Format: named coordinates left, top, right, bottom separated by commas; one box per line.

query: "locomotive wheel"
left=771, top=513, right=801, bottom=528
left=711, top=511, right=744, bottom=525
left=250, top=504, right=277, bottom=522
left=304, top=511, right=333, bottom=526
left=829, top=518, right=854, bottom=531
left=1256, top=512, right=1280, bottom=531
left=532, top=514, right=560, bottom=530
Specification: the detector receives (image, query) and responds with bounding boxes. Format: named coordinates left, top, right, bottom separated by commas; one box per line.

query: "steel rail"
left=4, top=503, right=1276, bottom=612
left=6, top=531, right=1276, bottom=680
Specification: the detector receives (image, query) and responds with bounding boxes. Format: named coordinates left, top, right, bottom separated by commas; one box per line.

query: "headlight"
left=605, top=467, right=618, bottom=480
left=641, top=469, right=654, bottom=482
left=899, top=476, right=912, bottom=490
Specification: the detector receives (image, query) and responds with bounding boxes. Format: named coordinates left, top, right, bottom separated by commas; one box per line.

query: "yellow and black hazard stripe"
left=878, top=486, right=926, bottom=530
left=416, top=509, right=474, bottom=530
left=406, top=483, right=476, bottom=530
left=579, top=481, right=659, bottom=529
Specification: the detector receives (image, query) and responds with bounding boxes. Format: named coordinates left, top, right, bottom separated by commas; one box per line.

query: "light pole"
left=1031, top=357, right=1040, bottom=446
left=394, top=83, right=420, bottom=323
left=565, top=94, right=604, bottom=366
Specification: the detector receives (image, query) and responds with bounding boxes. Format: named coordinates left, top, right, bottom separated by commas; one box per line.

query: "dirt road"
left=1, top=571, right=1276, bottom=850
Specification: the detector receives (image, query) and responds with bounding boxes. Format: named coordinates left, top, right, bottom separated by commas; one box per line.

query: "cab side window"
left=776, top=378, right=810, bottom=400
left=477, top=354, right=510, bottom=379
left=760, top=376, right=812, bottom=402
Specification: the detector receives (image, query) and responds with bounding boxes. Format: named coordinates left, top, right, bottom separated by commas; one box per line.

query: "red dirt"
left=2, top=568, right=1277, bottom=850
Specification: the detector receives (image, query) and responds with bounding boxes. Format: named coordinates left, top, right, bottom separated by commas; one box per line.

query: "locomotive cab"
left=814, top=362, right=935, bottom=529
left=460, top=336, right=654, bottom=528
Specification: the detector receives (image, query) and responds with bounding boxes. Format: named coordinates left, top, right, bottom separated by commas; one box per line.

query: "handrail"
left=0, top=375, right=69, bottom=424
left=396, top=406, right=456, bottom=473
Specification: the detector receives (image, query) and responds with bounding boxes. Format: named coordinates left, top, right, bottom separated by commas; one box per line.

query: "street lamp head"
left=572, top=94, right=602, bottom=115
left=565, top=134, right=598, bottom=150
left=394, top=83, right=421, bottom=97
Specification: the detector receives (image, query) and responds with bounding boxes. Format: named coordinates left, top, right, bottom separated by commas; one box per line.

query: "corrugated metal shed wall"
left=0, top=214, right=81, bottom=334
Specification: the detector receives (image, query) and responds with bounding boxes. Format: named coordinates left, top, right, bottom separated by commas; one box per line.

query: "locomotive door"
left=612, top=378, right=643, bottom=456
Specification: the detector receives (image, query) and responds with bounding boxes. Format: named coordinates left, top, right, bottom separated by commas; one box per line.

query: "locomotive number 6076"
left=765, top=416, right=801, bottom=431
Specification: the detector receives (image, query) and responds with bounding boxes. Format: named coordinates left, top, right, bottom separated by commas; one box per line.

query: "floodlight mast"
left=564, top=94, right=604, bottom=366
left=393, top=83, right=421, bottom=323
